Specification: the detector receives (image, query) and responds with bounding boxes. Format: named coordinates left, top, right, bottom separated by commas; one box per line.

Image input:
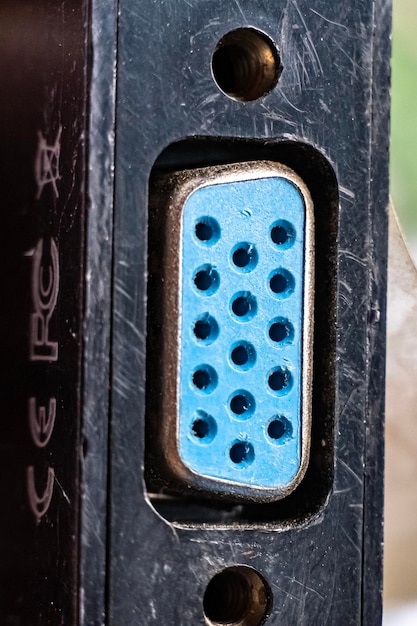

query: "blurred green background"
left=383, top=0, right=417, bottom=618
left=391, top=0, right=417, bottom=255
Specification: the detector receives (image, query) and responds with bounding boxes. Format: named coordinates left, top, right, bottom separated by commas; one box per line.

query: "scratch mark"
left=54, top=474, right=70, bottom=504
left=339, top=524, right=362, bottom=556
left=115, top=372, right=134, bottom=391
left=292, top=0, right=323, bottom=74
left=338, top=386, right=358, bottom=422
left=339, top=458, right=362, bottom=485
left=333, top=487, right=353, bottom=495
left=319, top=98, right=330, bottom=113
left=309, top=8, right=348, bottom=31
left=189, top=538, right=227, bottom=546
left=115, top=282, right=134, bottom=302
left=277, top=87, right=306, bottom=113
left=233, top=0, right=247, bottom=22
left=199, top=93, right=220, bottom=107
left=289, top=577, right=326, bottom=600
left=333, top=39, right=361, bottom=76
left=270, top=581, right=300, bottom=602
left=293, top=50, right=307, bottom=88
left=339, top=280, right=353, bottom=296
left=190, top=18, right=222, bottom=47
left=339, top=185, right=356, bottom=200
left=114, top=312, right=143, bottom=340
left=260, top=103, right=298, bottom=127
left=114, top=378, right=129, bottom=400
left=338, top=249, right=367, bottom=267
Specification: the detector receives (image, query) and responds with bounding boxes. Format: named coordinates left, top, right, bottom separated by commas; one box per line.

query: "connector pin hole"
left=270, top=220, right=295, bottom=248
left=193, top=313, right=219, bottom=344
left=203, top=566, right=272, bottom=626
left=233, top=297, right=249, bottom=316
left=195, top=216, right=220, bottom=245
left=267, top=416, right=292, bottom=443
left=232, top=346, right=249, bottom=365
left=193, top=264, right=220, bottom=295
left=192, top=419, right=209, bottom=438
left=192, top=365, right=218, bottom=393
left=230, top=341, right=256, bottom=370
left=231, top=291, right=257, bottom=321
left=230, top=441, right=254, bottom=466
left=269, top=269, right=294, bottom=297
left=229, top=390, right=255, bottom=418
left=231, top=242, right=258, bottom=272
left=268, top=318, right=294, bottom=344
left=267, top=367, right=292, bottom=395
left=191, top=411, right=217, bottom=443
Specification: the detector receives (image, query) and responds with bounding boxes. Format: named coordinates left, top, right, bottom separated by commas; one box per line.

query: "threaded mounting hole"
left=211, top=28, right=281, bottom=102
left=203, top=566, right=271, bottom=626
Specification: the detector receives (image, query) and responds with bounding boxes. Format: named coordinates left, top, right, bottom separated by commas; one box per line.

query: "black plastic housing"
left=0, top=0, right=390, bottom=624
left=110, top=1, right=391, bottom=624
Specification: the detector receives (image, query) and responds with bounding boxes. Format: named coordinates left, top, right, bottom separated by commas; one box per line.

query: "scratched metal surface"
left=109, top=1, right=390, bottom=624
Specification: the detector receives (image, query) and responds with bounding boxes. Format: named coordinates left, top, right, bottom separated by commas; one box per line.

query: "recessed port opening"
left=203, top=566, right=272, bottom=626
left=211, top=28, right=282, bottom=102
left=145, top=137, right=338, bottom=527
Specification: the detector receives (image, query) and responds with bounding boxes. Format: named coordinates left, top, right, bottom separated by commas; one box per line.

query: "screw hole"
left=203, top=566, right=272, bottom=626
left=211, top=28, right=281, bottom=102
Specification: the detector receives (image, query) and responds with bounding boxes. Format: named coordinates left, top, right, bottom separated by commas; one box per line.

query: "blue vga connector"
left=147, top=161, right=314, bottom=502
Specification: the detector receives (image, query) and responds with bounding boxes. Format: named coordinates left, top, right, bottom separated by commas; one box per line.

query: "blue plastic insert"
left=178, top=175, right=306, bottom=490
